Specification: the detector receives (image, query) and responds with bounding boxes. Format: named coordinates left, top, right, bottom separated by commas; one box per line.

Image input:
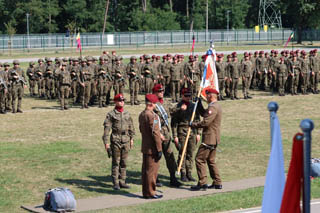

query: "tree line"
left=0, top=0, right=319, bottom=35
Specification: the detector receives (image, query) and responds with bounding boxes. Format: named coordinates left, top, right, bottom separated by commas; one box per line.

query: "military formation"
left=0, top=49, right=320, bottom=114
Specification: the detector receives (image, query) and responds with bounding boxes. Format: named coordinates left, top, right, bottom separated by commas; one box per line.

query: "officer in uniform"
left=241, top=53, right=253, bottom=99
left=190, top=88, right=222, bottom=191
left=142, top=55, right=154, bottom=94
left=170, top=56, right=183, bottom=103
left=8, top=60, right=26, bottom=113
left=152, top=84, right=181, bottom=187
left=185, top=56, right=201, bottom=99
left=227, top=53, right=240, bottom=100
left=255, top=51, right=268, bottom=90
left=96, top=67, right=108, bottom=108
left=103, top=94, right=135, bottom=190
left=139, top=94, right=163, bottom=199
left=70, top=58, right=81, bottom=103
left=171, top=88, right=200, bottom=182
left=225, top=55, right=232, bottom=97
left=163, top=55, right=172, bottom=96
left=300, top=51, right=310, bottom=94
left=0, top=66, right=8, bottom=114
left=26, top=62, right=36, bottom=96
left=58, top=63, right=71, bottom=110
left=310, top=50, right=319, bottom=94
left=126, top=56, right=140, bottom=105
left=79, top=59, right=94, bottom=109
left=289, top=54, right=301, bottom=95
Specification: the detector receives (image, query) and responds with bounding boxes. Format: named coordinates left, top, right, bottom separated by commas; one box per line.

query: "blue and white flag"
left=261, top=113, right=285, bottom=213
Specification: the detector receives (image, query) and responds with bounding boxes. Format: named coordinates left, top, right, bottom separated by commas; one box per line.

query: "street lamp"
left=26, top=13, right=30, bottom=50
left=226, top=10, right=230, bottom=44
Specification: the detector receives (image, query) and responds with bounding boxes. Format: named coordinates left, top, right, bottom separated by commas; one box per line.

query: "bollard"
left=267, top=102, right=279, bottom=148
left=300, top=119, right=314, bottom=213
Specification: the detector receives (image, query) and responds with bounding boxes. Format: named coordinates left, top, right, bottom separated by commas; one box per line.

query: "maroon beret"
left=114, top=93, right=125, bottom=102
left=205, top=88, right=219, bottom=95
left=152, top=84, right=164, bottom=93
left=145, top=94, right=158, bottom=104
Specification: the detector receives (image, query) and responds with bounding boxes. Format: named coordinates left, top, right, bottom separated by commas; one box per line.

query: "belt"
left=201, top=143, right=216, bottom=150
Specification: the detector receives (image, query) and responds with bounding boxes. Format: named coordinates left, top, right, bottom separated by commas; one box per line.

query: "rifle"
left=0, top=77, right=7, bottom=90
left=11, top=70, right=27, bottom=84
left=116, top=77, right=127, bottom=86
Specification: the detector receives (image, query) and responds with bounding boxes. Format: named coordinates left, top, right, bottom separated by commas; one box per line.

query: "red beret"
left=217, top=54, right=222, bottom=58
left=271, top=50, right=274, bottom=53
left=156, top=56, right=160, bottom=59
left=114, top=93, right=125, bottom=102
left=254, top=51, right=259, bottom=54
left=152, top=55, right=156, bottom=59
left=201, top=55, right=206, bottom=59
left=259, top=51, right=264, bottom=54
left=274, top=50, right=278, bottom=54
left=152, top=84, right=164, bottom=93
left=145, top=94, right=158, bottom=104
left=244, top=53, right=249, bottom=57
left=249, top=52, right=253, bottom=55
left=205, top=88, right=219, bottom=95
left=314, top=49, right=318, bottom=53
left=231, top=52, right=237, bottom=56
left=162, top=55, right=167, bottom=59
left=167, top=54, right=172, bottom=58
left=181, top=88, right=191, bottom=95
left=189, top=55, right=193, bottom=59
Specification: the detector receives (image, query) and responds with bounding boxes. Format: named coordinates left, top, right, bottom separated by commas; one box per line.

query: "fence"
left=0, top=28, right=316, bottom=51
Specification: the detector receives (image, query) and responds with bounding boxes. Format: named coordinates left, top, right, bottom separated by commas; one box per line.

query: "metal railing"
left=0, top=28, right=313, bottom=52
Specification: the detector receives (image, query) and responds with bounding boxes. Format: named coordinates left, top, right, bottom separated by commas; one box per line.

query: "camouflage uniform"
left=215, top=57, right=226, bottom=100
left=44, top=67, right=55, bottom=99
left=35, top=59, right=46, bottom=97
left=58, top=64, right=71, bottom=110
left=79, top=60, right=94, bottom=108
left=113, top=57, right=126, bottom=95
left=8, top=60, right=26, bottom=113
left=3, top=64, right=11, bottom=111
left=241, top=56, right=252, bottom=99
left=288, top=57, right=301, bottom=95
left=103, top=104, right=135, bottom=189
left=142, top=56, right=154, bottom=94
left=0, top=69, right=8, bottom=114
left=70, top=59, right=81, bottom=103
left=275, top=59, right=288, bottom=96
left=26, top=62, right=36, bottom=96
left=170, top=58, right=183, bottom=102
left=185, top=59, right=201, bottom=99
left=126, top=57, right=140, bottom=105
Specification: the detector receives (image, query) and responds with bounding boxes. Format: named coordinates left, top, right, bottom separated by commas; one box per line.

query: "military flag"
left=200, top=49, right=219, bottom=99
left=261, top=111, right=285, bottom=213
left=284, top=31, right=294, bottom=48
left=76, top=32, right=82, bottom=51
left=280, top=133, right=304, bottom=213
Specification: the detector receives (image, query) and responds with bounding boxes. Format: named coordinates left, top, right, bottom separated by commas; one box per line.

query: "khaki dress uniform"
left=139, top=108, right=162, bottom=198
left=191, top=100, right=222, bottom=187
left=103, top=108, right=135, bottom=189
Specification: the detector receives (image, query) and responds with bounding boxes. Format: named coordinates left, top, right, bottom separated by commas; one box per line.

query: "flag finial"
left=300, top=119, right=314, bottom=132
left=268, top=102, right=279, bottom=113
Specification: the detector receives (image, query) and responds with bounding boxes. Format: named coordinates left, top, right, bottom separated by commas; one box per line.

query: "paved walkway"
left=21, top=176, right=266, bottom=212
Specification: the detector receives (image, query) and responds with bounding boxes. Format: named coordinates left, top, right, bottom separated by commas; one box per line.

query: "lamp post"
left=26, top=13, right=30, bottom=50
left=226, top=10, right=230, bottom=45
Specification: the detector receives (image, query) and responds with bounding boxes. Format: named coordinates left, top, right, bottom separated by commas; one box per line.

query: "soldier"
left=79, top=59, right=93, bottom=109
left=35, top=59, right=46, bottom=98
left=171, top=88, right=200, bottom=182
left=26, top=62, right=36, bottom=96
left=3, top=63, right=11, bottom=111
left=53, top=60, right=62, bottom=101
left=190, top=88, right=222, bottom=191
left=87, top=56, right=98, bottom=105
left=139, top=94, right=163, bottom=199
left=255, top=51, right=268, bottom=90
left=44, top=67, right=55, bottom=99
left=270, top=50, right=280, bottom=94
left=152, top=84, right=181, bottom=187
left=310, top=50, right=319, bottom=94
left=102, top=94, right=135, bottom=190
left=113, top=56, right=126, bottom=95
left=170, top=56, right=183, bottom=103
left=142, top=55, right=154, bottom=94
left=152, top=55, right=161, bottom=84
left=241, top=53, right=253, bottom=99
left=275, top=57, right=288, bottom=96
left=288, top=54, right=301, bottom=95
left=138, top=55, right=146, bottom=94
left=300, top=51, right=310, bottom=95
left=96, top=67, right=108, bottom=108
left=163, top=54, right=173, bottom=96
left=58, top=63, right=71, bottom=110
left=227, top=54, right=240, bottom=100
left=216, top=54, right=226, bottom=100
left=0, top=66, right=8, bottom=114
left=225, top=55, right=233, bottom=98
left=70, top=58, right=81, bottom=103
left=126, top=56, right=140, bottom=105
left=103, top=56, right=113, bottom=106
left=8, top=60, right=26, bottom=113
left=185, top=55, right=201, bottom=99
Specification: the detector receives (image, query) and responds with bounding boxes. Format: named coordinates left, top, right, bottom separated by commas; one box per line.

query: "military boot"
left=99, top=100, right=103, bottom=108
left=113, top=178, right=120, bottom=190
left=170, top=173, right=182, bottom=187
left=119, top=181, right=130, bottom=189
left=187, top=173, right=196, bottom=182
left=181, top=172, right=188, bottom=182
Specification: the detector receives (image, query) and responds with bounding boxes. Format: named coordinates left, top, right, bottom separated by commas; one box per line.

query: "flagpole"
left=268, top=102, right=278, bottom=149
left=300, top=119, right=314, bottom=213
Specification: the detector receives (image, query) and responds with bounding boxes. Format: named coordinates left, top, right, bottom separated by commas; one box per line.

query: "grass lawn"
left=1, top=51, right=320, bottom=212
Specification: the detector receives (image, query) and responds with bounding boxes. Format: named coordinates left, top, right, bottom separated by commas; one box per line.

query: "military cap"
left=145, top=94, right=158, bottom=104
left=205, top=88, right=219, bottom=95
left=152, top=55, right=156, bottom=59
left=93, top=57, right=98, bottom=61
left=130, top=56, right=137, bottom=60
left=86, top=56, right=93, bottom=61
left=249, top=52, right=253, bottom=56
left=227, top=55, right=231, bottom=59
left=29, top=61, right=35, bottom=66
left=38, top=58, right=44, bottom=63
left=3, top=62, right=10, bottom=67
left=301, top=50, right=306, bottom=55
left=181, top=88, right=192, bottom=96
left=115, top=56, right=120, bottom=61
left=173, top=56, right=178, bottom=60
left=265, top=52, right=269, bottom=55
left=271, top=50, right=274, bottom=53
left=244, top=52, right=248, bottom=56
left=179, top=54, right=184, bottom=59
left=259, top=51, right=264, bottom=54
left=314, top=49, right=318, bottom=53
left=81, top=58, right=87, bottom=63
left=62, top=58, right=68, bottom=62
left=73, top=58, right=79, bottom=62
left=152, top=84, right=164, bottom=93
left=201, top=55, right=206, bottom=59
left=188, top=55, right=193, bottom=60
left=144, top=55, right=151, bottom=59
left=61, top=62, right=67, bottom=66
left=112, top=50, right=116, bottom=54
left=47, top=58, right=53, bottom=62
left=244, top=52, right=249, bottom=57
left=195, top=54, right=199, bottom=58
left=217, top=54, right=222, bottom=58
left=290, top=51, right=294, bottom=55
left=295, top=49, right=300, bottom=53
left=44, top=57, right=49, bottom=62
left=55, top=57, right=60, bottom=62
left=13, top=60, right=20, bottom=65
left=167, top=54, right=172, bottom=58
left=254, top=51, right=259, bottom=55
left=114, top=93, right=125, bottom=102
left=78, top=57, right=82, bottom=61
left=139, top=55, right=143, bottom=59
left=103, top=51, right=107, bottom=54
left=162, top=55, right=167, bottom=60
left=99, top=56, right=104, bottom=61
left=231, top=52, right=237, bottom=56
left=285, top=50, right=289, bottom=54
left=274, top=50, right=279, bottom=54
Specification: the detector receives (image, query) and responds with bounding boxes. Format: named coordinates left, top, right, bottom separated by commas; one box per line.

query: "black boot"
left=181, top=172, right=188, bottom=182
left=186, top=173, right=196, bottom=182
left=170, top=173, right=182, bottom=187
left=156, top=177, right=163, bottom=187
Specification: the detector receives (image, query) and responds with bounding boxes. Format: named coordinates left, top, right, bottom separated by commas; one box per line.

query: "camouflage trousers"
left=0, top=89, right=5, bottom=112
left=277, top=76, right=287, bottom=96
left=28, top=79, right=36, bottom=96
left=11, top=83, right=24, bottom=112
left=129, top=80, right=139, bottom=105
left=45, top=78, right=54, bottom=99
left=111, top=142, right=129, bottom=185
left=60, top=85, right=70, bottom=108
left=37, top=78, right=45, bottom=97
left=170, top=81, right=180, bottom=102
left=81, top=81, right=91, bottom=107
left=177, top=128, right=196, bottom=176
